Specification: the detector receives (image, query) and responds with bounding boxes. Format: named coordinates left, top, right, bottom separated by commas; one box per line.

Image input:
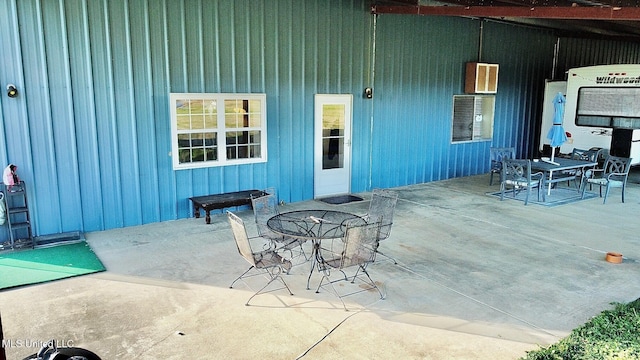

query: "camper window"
left=576, top=87, right=640, bottom=129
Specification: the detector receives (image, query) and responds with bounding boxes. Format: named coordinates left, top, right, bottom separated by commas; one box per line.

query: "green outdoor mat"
left=0, top=241, right=105, bottom=290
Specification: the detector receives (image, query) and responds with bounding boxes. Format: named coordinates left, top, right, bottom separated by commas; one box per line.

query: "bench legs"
left=193, top=206, right=212, bottom=224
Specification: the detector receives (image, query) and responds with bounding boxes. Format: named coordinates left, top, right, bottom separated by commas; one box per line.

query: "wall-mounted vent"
left=465, top=62, right=499, bottom=94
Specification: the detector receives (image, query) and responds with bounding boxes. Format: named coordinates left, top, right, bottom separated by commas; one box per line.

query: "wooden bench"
left=189, top=189, right=266, bottom=224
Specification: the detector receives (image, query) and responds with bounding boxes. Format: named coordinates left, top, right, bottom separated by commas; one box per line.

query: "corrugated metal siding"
left=372, top=16, right=556, bottom=188
left=481, top=21, right=557, bottom=160
left=4, top=0, right=640, bottom=239
left=0, top=0, right=374, bottom=238
left=0, top=0, right=32, bottom=245
left=373, top=15, right=481, bottom=187
left=555, top=38, right=640, bottom=80
left=0, top=0, right=28, bottom=179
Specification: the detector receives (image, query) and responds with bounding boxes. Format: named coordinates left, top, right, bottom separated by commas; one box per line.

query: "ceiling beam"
left=372, top=5, right=640, bottom=20
left=373, top=0, right=419, bottom=5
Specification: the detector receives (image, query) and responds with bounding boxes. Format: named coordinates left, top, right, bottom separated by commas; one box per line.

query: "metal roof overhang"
left=371, top=3, right=640, bottom=40
left=373, top=5, right=640, bottom=20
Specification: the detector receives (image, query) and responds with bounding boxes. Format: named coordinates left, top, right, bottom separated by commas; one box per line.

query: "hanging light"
left=6, top=84, right=18, bottom=98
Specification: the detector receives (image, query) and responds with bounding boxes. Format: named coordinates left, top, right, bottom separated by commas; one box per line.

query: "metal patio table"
left=531, top=157, right=598, bottom=196
left=267, top=209, right=366, bottom=289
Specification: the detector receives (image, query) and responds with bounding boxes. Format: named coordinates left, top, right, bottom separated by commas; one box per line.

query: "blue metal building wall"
left=0, top=0, right=374, bottom=239
left=3, top=0, right=640, bottom=239
left=481, top=21, right=557, bottom=160
left=372, top=15, right=479, bottom=187
left=371, top=16, right=556, bottom=188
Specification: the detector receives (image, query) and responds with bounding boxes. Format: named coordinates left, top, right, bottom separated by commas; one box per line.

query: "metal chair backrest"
left=340, top=221, right=381, bottom=269
left=502, top=159, right=535, bottom=185
left=367, top=188, right=398, bottom=241
left=227, top=212, right=256, bottom=266
left=572, top=148, right=600, bottom=163
left=490, top=147, right=516, bottom=171
left=602, top=155, right=632, bottom=181
left=250, top=191, right=279, bottom=239
left=489, top=147, right=516, bottom=185
left=570, top=148, right=589, bottom=160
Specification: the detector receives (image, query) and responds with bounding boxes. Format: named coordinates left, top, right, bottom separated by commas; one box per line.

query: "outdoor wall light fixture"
left=6, top=84, right=18, bottom=98
left=364, top=87, right=373, bottom=99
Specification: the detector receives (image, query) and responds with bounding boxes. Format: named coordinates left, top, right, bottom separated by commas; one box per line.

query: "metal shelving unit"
left=1, top=181, right=33, bottom=251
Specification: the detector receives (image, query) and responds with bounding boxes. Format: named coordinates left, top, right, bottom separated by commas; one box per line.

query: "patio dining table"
left=531, top=157, right=598, bottom=196
left=267, top=209, right=366, bottom=289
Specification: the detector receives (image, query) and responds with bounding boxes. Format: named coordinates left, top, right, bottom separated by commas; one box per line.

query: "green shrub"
left=522, top=298, right=640, bottom=360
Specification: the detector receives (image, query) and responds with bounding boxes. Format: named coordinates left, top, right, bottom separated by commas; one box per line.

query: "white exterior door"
left=314, top=94, right=353, bottom=198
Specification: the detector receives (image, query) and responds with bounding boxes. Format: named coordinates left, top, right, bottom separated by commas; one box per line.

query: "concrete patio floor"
left=2, top=172, right=640, bottom=359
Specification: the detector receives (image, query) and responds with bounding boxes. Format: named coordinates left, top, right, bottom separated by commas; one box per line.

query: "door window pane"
left=322, top=104, right=345, bottom=169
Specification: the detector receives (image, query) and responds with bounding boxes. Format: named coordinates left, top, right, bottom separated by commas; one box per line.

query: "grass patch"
left=522, top=298, right=640, bottom=360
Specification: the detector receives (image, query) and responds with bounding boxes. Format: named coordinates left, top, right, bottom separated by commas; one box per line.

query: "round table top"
left=267, top=209, right=365, bottom=240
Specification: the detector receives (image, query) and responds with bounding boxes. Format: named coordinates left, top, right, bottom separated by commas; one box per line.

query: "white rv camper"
left=540, top=64, right=640, bottom=165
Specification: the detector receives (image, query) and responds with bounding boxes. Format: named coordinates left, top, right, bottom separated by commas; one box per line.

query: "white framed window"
left=451, top=95, right=495, bottom=143
left=170, top=93, right=268, bottom=170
